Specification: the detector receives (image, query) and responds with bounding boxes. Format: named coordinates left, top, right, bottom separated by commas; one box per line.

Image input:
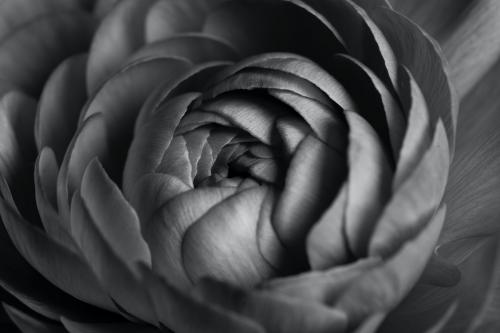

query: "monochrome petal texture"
left=2, top=0, right=496, bottom=332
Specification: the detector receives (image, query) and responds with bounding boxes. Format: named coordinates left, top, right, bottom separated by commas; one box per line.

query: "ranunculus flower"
left=0, top=0, right=496, bottom=332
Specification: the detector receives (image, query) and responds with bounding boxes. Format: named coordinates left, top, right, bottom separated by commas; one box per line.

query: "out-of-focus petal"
left=0, top=180, right=109, bottom=321
left=3, top=304, right=66, bottom=333
left=62, top=317, right=159, bottom=333
left=392, top=0, right=500, bottom=98
left=81, top=56, right=191, bottom=174
left=86, top=0, right=156, bottom=94
left=443, top=0, right=500, bottom=98
left=35, top=54, right=88, bottom=162
left=0, top=10, right=95, bottom=95
left=145, top=0, right=226, bottom=42
left=389, top=0, right=470, bottom=42
left=382, top=235, right=500, bottom=332
left=203, top=0, right=346, bottom=63
left=128, top=33, right=239, bottom=64
left=0, top=179, right=115, bottom=312
left=195, top=278, right=348, bottom=333
left=143, top=266, right=264, bottom=333
left=442, top=59, right=500, bottom=246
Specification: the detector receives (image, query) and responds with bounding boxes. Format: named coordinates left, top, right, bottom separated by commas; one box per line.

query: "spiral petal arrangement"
left=0, top=0, right=457, bottom=332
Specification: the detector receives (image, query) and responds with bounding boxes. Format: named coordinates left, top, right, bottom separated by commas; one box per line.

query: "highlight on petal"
left=182, top=186, right=275, bottom=286
left=369, top=121, right=449, bottom=257
left=70, top=160, right=155, bottom=323
left=143, top=186, right=238, bottom=289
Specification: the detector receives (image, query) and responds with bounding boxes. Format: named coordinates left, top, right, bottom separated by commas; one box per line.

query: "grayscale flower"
left=0, top=0, right=497, bottom=332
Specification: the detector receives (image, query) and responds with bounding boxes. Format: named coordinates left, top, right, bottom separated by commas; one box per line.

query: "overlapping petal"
left=0, top=0, right=467, bottom=332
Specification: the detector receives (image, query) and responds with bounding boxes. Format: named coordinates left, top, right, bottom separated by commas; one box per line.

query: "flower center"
left=125, top=53, right=358, bottom=288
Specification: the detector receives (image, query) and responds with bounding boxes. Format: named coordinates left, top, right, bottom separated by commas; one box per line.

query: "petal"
left=86, top=0, right=156, bottom=94
left=442, top=0, right=500, bottom=97
left=273, top=135, right=346, bottom=251
left=203, top=66, right=332, bottom=108
left=200, top=92, right=288, bottom=145
left=143, top=187, right=238, bottom=289
left=195, top=278, right=348, bottom=333
left=70, top=161, right=155, bottom=323
left=0, top=91, right=37, bottom=183
left=57, top=113, right=109, bottom=221
left=370, top=7, right=457, bottom=151
left=336, top=205, right=447, bottom=328
left=369, top=121, right=449, bottom=256
left=0, top=91, right=39, bottom=224
left=143, top=267, right=264, bottom=333
left=0, top=10, right=95, bottom=95
left=128, top=33, right=239, bottom=64
left=3, top=304, right=65, bottom=333
left=0, top=179, right=115, bottom=312
left=35, top=54, right=88, bottom=162
left=305, top=0, right=398, bottom=92
left=0, top=0, right=84, bottom=40
left=182, top=187, right=275, bottom=286
left=393, top=66, right=432, bottom=186
left=329, top=54, right=405, bottom=160
left=157, top=136, right=194, bottom=187
left=203, top=0, right=346, bottom=64
left=306, top=184, right=350, bottom=268
left=268, top=89, right=347, bottom=152
left=212, top=52, right=356, bottom=110
left=79, top=159, right=151, bottom=268
left=0, top=181, right=108, bottom=321
left=124, top=93, right=200, bottom=197
left=62, top=317, right=159, bottom=333
left=128, top=173, right=190, bottom=223
left=261, top=258, right=380, bottom=303
left=382, top=234, right=500, bottom=332
left=133, top=62, right=229, bottom=131
left=93, top=0, right=121, bottom=18
left=144, top=0, right=225, bottom=42
left=81, top=57, right=191, bottom=173
left=442, top=57, right=500, bottom=245
left=34, top=148, right=76, bottom=250
left=343, top=111, right=393, bottom=257
left=389, top=0, right=469, bottom=41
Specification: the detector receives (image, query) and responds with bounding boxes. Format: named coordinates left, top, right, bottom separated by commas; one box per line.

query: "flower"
left=0, top=0, right=496, bottom=332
